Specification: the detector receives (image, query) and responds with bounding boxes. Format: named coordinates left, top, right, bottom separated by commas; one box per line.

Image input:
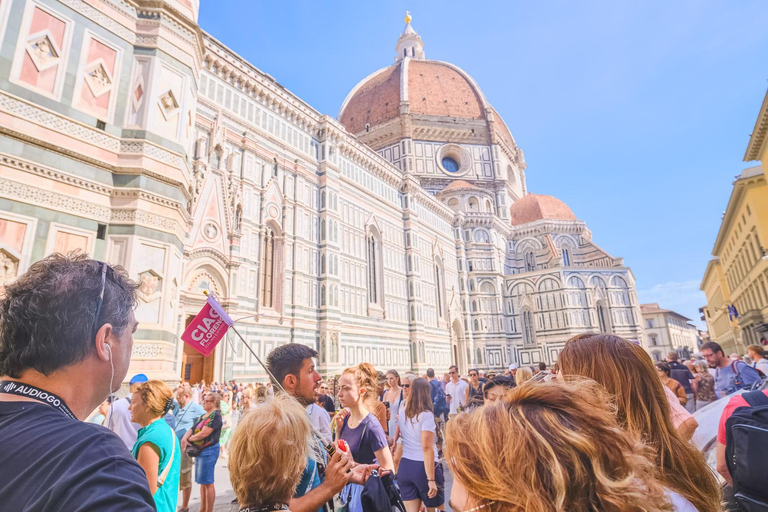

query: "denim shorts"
left=397, top=457, right=445, bottom=508
left=194, top=443, right=219, bottom=485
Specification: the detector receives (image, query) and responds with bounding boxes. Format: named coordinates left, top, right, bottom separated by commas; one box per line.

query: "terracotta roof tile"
left=339, top=63, right=401, bottom=134
left=408, top=60, right=484, bottom=119
left=509, top=194, right=577, bottom=226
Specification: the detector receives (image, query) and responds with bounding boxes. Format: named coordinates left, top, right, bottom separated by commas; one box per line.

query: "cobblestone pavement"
left=184, top=455, right=455, bottom=512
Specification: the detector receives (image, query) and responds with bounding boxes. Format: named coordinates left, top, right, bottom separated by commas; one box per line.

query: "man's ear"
left=283, top=374, right=297, bottom=391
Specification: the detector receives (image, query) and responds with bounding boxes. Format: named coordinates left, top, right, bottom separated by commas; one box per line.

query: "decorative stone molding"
left=0, top=177, right=111, bottom=221
left=0, top=153, right=112, bottom=195
left=119, top=140, right=185, bottom=168
left=0, top=91, right=120, bottom=151
left=110, top=209, right=184, bottom=239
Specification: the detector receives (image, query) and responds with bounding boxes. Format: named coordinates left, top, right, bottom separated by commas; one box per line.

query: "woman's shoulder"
left=666, top=490, right=698, bottom=512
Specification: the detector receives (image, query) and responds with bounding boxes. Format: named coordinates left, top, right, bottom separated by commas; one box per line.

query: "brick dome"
left=339, top=59, right=487, bottom=135
left=509, top=194, right=577, bottom=226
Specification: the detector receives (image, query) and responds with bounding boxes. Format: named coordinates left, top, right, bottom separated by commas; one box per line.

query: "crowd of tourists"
left=2, top=253, right=768, bottom=512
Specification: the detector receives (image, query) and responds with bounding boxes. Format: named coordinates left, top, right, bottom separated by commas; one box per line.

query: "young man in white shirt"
left=747, top=344, right=768, bottom=377
left=444, top=365, right=468, bottom=420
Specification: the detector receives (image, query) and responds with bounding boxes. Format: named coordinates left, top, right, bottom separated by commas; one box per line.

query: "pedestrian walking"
left=173, top=382, right=204, bottom=512
left=656, top=362, right=688, bottom=407
left=129, top=379, right=181, bottom=512
left=182, top=391, right=223, bottom=512
left=383, top=369, right=405, bottom=438
left=395, top=378, right=444, bottom=512
left=464, top=369, right=484, bottom=411
left=0, top=253, right=155, bottom=511
left=692, top=360, right=717, bottom=410
left=445, top=365, right=467, bottom=419
left=667, top=352, right=696, bottom=412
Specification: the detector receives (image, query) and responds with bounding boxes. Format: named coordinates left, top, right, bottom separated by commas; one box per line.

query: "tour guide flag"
left=181, top=294, right=233, bottom=356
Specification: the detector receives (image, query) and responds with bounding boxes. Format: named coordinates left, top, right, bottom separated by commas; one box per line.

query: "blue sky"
left=200, top=1, right=768, bottom=329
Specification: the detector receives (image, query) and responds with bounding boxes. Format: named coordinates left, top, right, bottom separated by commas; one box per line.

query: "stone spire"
left=395, top=11, right=425, bottom=62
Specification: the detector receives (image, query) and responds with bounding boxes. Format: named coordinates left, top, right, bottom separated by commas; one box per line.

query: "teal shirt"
left=132, top=419, right=181, bottom=512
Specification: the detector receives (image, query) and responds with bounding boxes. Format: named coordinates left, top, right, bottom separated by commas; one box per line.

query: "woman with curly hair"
left=446, top=379, right=681, bottom=511
left=129, top=379, right=180, bottom=512
left=557, top=333, right=722, bottom=512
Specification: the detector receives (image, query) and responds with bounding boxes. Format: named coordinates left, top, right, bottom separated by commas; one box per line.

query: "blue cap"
left=129, top=373, right=149, bottom=385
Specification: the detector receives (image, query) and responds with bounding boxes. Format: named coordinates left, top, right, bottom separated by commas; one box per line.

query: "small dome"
left=509, top=194, right=577, bottom=226
left=438, top=180, right=481, bottom=194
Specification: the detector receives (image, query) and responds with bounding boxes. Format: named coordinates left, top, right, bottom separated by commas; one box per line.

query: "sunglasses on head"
left=91, top=262, right=108, bottom=339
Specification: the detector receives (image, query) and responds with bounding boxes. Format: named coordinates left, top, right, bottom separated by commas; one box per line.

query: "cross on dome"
left=396, top=11, right=425, bottom=62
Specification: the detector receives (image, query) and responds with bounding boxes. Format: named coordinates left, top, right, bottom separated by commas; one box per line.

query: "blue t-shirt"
left=173, top=400, right=204, bottom=439
left=132, top=419, right=180, bottom=512
left=715, top=361, right=762, bottom=396
left=339, top=413, right=388, bottom=465
left=0, top=401, right=155, bottom=511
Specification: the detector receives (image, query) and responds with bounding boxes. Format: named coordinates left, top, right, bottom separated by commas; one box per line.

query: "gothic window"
left=596, top=301, right=611, bottom=333
left=321, top=220, right=326, bottom=241
left=562, top=248, right=571, bottom=266
left=321, top=191, right=326, bottom=209
left=261, top=227, right=276, bottom=308
left=367, top=233, right=379, bottom=304
left=524, top=251, right=536, bottom=272
left=321, top=254, right=326, bottom=274
left=321, top=285, right=326, bottom=306
left=521, top=308, right=536, bottom=345
left=434, top=260, right=444, bottom=319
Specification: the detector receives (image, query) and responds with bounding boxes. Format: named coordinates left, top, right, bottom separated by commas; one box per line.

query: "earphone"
left=105, top=345, right=111, bottom=361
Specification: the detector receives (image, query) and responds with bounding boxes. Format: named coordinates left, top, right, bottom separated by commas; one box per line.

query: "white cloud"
left=637, top=280, right=707, bottom=330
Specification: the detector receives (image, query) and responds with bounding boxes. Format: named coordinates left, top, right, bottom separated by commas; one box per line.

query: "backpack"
left=430, top=380, right=449, bottom=419
left=732, top=361, right=762, bottom=391
left=725, top=390, right=768, bottom=512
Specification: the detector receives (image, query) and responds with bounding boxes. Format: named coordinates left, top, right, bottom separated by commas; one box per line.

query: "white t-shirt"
left=754, top=358, right=768, bottom=377
left=105, top=397, right=140, bottom=450
left=445, top=379, right=468, bottom=414
left=667, top=490, right=697, bottom=511
left=306, top=403, right=332, bottom=444
left=398, top=410, right=438, bottom=462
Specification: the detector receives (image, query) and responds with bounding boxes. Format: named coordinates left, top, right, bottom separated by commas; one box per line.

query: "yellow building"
left=701, top=94, right=768, bottom=353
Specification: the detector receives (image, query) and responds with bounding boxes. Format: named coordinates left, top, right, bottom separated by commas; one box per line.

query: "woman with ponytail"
left=335, top=363, right=395, bottom=512
left=129, top=379, right=181, bottom=512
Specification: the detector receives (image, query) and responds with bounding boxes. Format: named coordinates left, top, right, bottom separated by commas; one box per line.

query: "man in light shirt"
left=747, top=344, right=768, bottom=376
left=307, top=386, right=332, bottom=444
left=444, top=365, right=468, bottom=420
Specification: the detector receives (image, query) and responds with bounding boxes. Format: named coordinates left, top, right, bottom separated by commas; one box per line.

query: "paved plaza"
left=185, top=456, right=455, bottom=512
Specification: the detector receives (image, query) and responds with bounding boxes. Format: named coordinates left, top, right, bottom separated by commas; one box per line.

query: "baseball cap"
left=508, top=363, right=518, bottom=370
left=129, top=373, right=149, bottom=385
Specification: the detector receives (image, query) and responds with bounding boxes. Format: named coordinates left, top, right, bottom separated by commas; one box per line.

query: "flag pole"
left=203, top=291, right=285, bottom=394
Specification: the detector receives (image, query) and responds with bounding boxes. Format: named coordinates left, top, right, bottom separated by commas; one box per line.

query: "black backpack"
left=725, top=390, right=768, bottom=512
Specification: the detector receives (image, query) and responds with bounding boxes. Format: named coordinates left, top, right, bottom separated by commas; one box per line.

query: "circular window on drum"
left=442, top=156, right=460, bottom=173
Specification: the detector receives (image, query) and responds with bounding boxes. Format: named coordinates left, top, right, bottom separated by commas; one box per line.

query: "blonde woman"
left=514, top=366, right=533, bottom=385
left=129, top=380, right=180, bottom=512
left=229, top=394, right=314, bottom=511
left=446, top=380, right=677, bottom=511
left=392, top=372, right=417, bottom=471
left=335, top=363, right=395, bottom=512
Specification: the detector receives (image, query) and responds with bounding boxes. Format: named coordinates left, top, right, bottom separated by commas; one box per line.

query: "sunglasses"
left=449, top=371, right=457, bottom=375
left=469, top=373, right=478, bottom=377
left=402, top=384, right=411, bottom=388
left=92, top=262, right=108, bottom=339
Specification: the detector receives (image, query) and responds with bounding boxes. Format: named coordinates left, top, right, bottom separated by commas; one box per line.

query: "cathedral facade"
left=0, top=1, right=644, bottom=383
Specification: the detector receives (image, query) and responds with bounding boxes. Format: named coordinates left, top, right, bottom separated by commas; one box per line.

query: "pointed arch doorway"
left=451, top=320, right=467, bottom=374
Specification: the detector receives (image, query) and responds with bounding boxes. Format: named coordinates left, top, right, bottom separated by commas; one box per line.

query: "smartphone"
left=383, top=401, right=390, bottom=410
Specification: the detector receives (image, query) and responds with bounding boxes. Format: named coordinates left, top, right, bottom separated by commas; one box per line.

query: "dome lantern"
left=395, top=11, right=425, bottom=62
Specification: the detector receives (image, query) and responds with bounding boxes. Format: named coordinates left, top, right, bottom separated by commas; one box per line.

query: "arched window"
left=447, top=198, right=460, bottom=211
left=321, top=220, right=326, bottom=241
left=261, top=227, right=276, bottom=308
left=321, top=191, right=326, bottom=209
left=434, top=260, right=444, bottom=319
left=524, top=251, right=536, bottom=272
left=596, top=301, right=611, bottom=333
left=321, top=285, right=326, bottom=306
left=320, top=254, right=326, bottom=274
left=521, top=308, right=535, bottom=345
left=403, top=48, right=407, bottom=57
left=561, top=248, right=571, bottom=266
left=367, top=233, right=379, bottom=304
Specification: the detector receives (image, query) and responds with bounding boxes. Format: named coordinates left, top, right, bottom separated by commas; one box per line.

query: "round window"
left=442, top=156, right=460, bottom=173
